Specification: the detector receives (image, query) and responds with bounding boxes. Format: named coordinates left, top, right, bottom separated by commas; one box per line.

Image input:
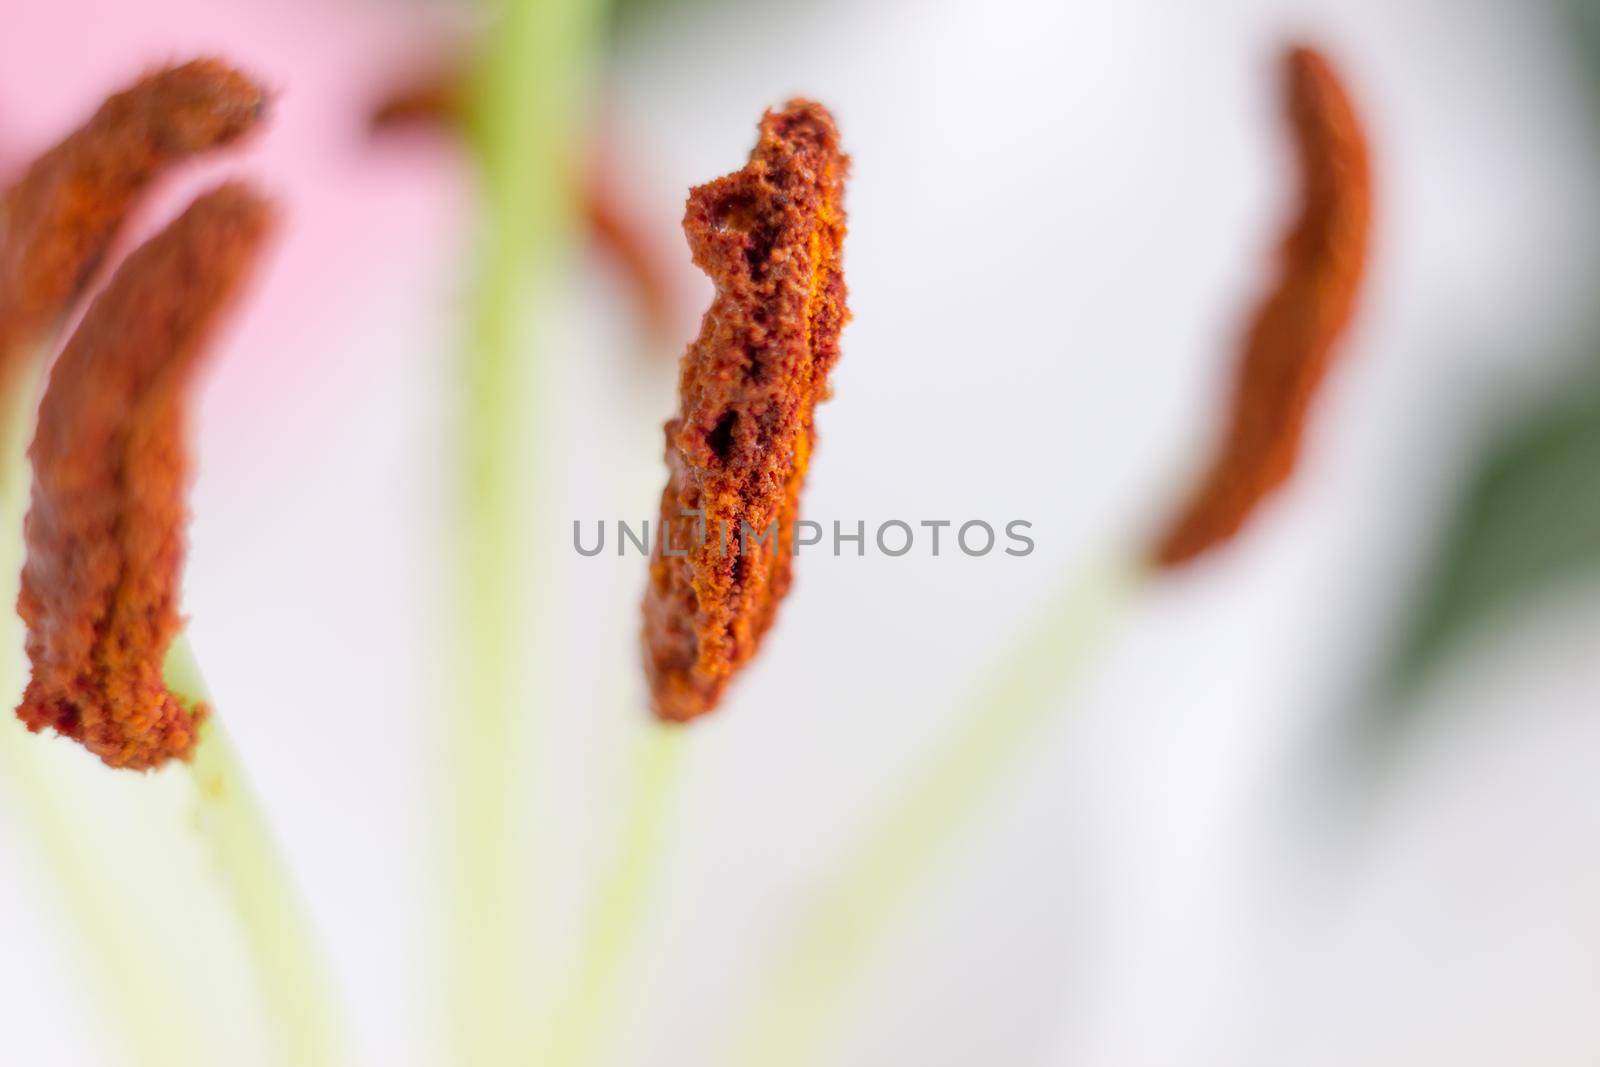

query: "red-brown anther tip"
left=0, top=60, right=268, bottom=381
left=643, top=99, right=849, bottom=723
left=16, top=183, right=275, bottom=771
left=368, top=71, right=462, bottom=133
left=130, top=59, right=269, bottom=151
left=1151, top=45, right=1372, bottom=569
left=369, top=69, right=684, bottom=344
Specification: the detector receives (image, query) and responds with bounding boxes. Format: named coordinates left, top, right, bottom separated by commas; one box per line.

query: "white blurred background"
left=4, top=0, right=1600, bottom=1064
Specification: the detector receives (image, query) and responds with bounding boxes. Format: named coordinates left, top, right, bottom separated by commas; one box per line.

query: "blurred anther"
left=17, top=184, right=275, bottom=770
left=369, top=70, right=461, bottom=131
left=370, top=68, right=681, bottom=342
left=1152, top=45, right=1372, bottom=568
left=0, top=60, right=267, bottom=394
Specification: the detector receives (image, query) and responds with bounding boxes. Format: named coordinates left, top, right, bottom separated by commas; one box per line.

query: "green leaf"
left=1570, top=0, right=1600, bottom=116
left=606, top=0, right=783, bottom=38
left=1387, top=371, right=1600, bottom=699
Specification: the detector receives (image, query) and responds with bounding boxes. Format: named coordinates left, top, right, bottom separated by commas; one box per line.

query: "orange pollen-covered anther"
left=642, top=99, right=850, bottom=722
left=16, top=183, right=275, bottom=770
left=0, top=60, right=267, bottom=381
left=1151, top=45, right=1372, bottom=569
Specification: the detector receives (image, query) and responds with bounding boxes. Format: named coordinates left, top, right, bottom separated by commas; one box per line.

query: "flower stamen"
left=16, top=183, right=274, bottom=770
left=643, top=100, right=849, bottom=721
left=0, top=60, right=266, bottom=389
left=1152, top=46, right=1372, bottom=568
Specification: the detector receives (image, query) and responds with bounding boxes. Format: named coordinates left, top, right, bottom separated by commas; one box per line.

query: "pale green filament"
left=542, top=726, right=687, bottom=1067
left=0, top=697, right=206, bottom=1067
left=728, top=556, right=1143, bottom=1067
left=164, top=640, right=349, bottom=1067
left=448, top=0, right=601, bottom=1062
